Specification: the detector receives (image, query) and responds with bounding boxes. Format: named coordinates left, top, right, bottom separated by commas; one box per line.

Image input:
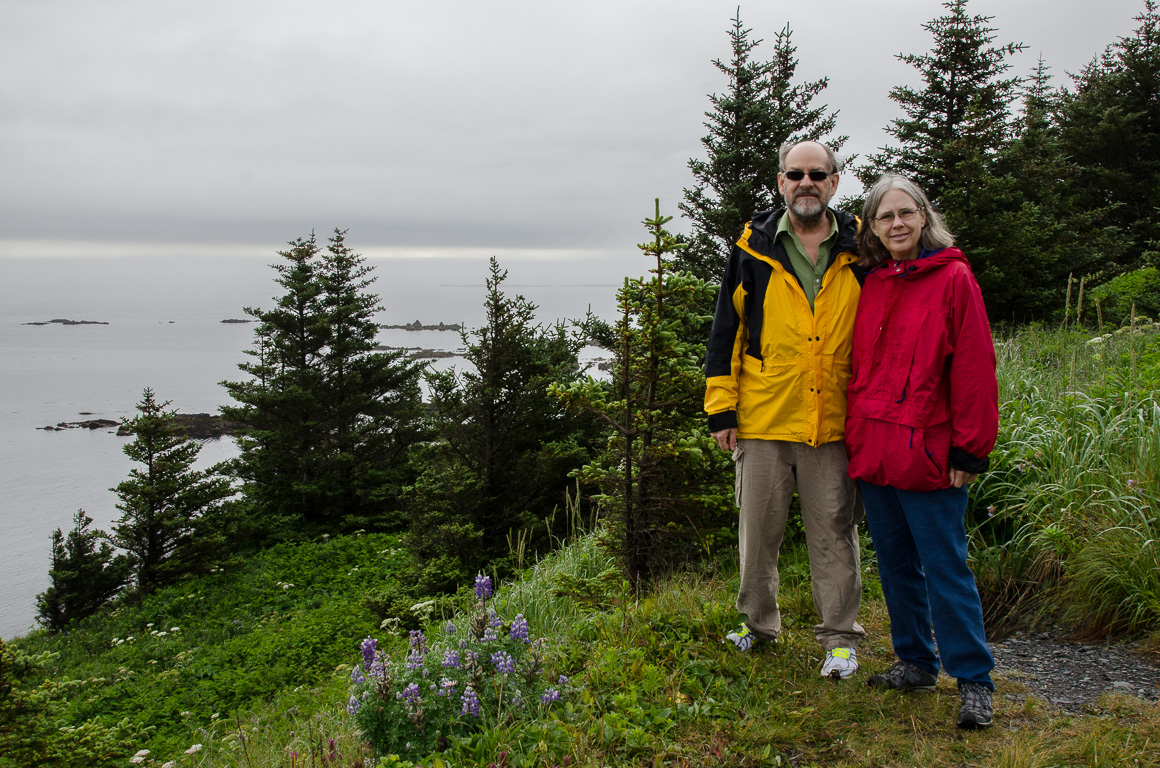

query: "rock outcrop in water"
left=23, top=318, right=110, bottom=326
left=379, top=320, right=463, bottom=331
left=40, top=414, right=242, bottom=438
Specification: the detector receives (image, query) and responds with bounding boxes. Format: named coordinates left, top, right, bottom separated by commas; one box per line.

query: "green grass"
left=969, top=324, right=1160, bottom=636
left=154, top=541, right=1160, bottom=768
left=11, top=532, right=413, bottom=761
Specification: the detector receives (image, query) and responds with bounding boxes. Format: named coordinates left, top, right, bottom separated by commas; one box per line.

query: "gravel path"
left=990, top=630, right=1160, bottom=713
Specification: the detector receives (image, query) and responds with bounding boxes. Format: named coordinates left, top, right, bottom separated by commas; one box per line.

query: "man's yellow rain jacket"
left=704, top=207, right=863, bottom=447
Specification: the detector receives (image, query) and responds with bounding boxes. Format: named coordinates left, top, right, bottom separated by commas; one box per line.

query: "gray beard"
left=790, top=195, right=826, bottom=224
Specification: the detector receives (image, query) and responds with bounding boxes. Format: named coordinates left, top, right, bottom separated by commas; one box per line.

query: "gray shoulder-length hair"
left=857, top=174, right=955, bottom=266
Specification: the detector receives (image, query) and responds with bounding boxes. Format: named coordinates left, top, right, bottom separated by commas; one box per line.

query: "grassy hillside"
left=7, top=324, right=1160, bottom=767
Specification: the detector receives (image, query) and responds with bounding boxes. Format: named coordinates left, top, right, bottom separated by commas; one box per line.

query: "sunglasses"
left=783, top=170, right=833, bottom=182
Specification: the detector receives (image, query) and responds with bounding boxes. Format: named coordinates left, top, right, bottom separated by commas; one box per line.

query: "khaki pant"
left=734, top=438, right=865, bottom=650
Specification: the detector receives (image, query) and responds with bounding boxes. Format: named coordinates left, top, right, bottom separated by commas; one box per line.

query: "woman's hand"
left=949, top=468, right=978, bottom=488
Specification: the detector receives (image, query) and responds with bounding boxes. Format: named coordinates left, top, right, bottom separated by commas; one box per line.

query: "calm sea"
left=0, top=249, right=637, bottom=640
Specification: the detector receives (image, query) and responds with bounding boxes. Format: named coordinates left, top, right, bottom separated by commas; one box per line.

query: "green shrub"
left=1088, top=267, right=1160, bottom=328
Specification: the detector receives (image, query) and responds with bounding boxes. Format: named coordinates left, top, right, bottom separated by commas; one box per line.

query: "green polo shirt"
left=776, top=210, right=839, bottom=312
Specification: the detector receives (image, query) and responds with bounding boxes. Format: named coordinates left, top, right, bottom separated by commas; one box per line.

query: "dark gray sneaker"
left=866, top=660, right=938, bottom=692
left=957, top=682, right=994, bottom=729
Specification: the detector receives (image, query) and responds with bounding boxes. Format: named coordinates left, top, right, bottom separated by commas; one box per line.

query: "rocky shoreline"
left=379, top=320, right=463, bottom=331
left=376, top=345, right=461, bottom=359
left=39, top=413, right=242, bottom=438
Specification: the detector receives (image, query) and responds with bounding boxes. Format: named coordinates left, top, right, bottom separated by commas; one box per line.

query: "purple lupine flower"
left=360, top=637, right=377, bottom=668
left=491, top=650, right=516, bottom=675
left=350, top=664, right=366, bottom=684
left=461, top=686, right=481, bottom=717
left=475, top=573, right=493, bottom=601
left=510, top=690, right=524, bottom=707
left=368, top=658, right=386, bottom=681
left=346, top=695, right=361, bottom=714
left=459, top=639, right=468, bottom=649
left=441, top=649, right=461, bottom=668
left=541, top=688, right=560, bottom=705
left=445, top=620, right=457, bottom=635
left=557, top=675, right=569, bottom=686
left=439, top=677, right=458, bottom=697
left=482, top=627, right=498, bottom=643
left=399, top=682, right=421, bottom=705
left=405, top=651, right=424, bottom=670
left=409, top=629, right=426, bottom=652
left=509, top=614, right=529, bottom=643
left=488, top=608, right=503, bottom=628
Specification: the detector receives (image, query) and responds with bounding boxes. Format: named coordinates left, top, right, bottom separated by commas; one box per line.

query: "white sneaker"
left=821, top=647, right=858, bottom=679
left=724, top=624, right=768, bottom=651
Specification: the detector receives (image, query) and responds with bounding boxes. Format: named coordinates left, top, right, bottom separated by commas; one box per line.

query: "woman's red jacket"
left=845, top=247, right=998, bottom=492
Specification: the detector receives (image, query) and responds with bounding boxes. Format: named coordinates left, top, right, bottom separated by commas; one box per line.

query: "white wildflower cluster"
left=275, top=581, right=295, bottom=590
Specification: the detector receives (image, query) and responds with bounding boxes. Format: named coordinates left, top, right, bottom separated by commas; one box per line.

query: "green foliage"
left=967, top=58, right=1127, bottom=321
left=859, top=0, right=1025, bottom=207
left=348, top=582, right=573, bottom=760
left=221, top=230, right=427, bottom=539
left=12, top=533, right=406, bottom=762
left=403, top=257, right=595, bottom=594
left=1088, top=267, right=1160, bottom=328
left=677, top=10, right=845, bottom=286
left=109, top=389, right=231, bottom=596
left=36, top=510, right=129, bottom=633
left=553, top=201, right=735, bottom=585
left=966, top=326, right=1160, bottom=636
left=0, top=638, right=144, bottom=768
left=1057, top=0, right=1160, bottom=274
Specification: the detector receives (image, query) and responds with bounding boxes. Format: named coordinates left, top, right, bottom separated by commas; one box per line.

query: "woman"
left=845, top=175, right=998, bottom=729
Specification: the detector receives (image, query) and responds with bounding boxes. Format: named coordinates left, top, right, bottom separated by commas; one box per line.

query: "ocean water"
left=0, top=250, right=637, bottom=640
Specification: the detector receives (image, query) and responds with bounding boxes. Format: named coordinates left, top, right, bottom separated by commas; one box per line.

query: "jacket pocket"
left=846, top=416, right=949, bottom=492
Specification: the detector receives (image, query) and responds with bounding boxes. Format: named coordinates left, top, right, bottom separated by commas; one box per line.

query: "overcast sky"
left=0, top=0, right=1148, bottom=260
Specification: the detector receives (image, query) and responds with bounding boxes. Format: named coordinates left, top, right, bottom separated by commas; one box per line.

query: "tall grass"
left=969, top=325, right=1160, bottom=636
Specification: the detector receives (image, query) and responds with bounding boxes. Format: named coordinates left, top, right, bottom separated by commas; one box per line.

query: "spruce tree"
left=969, top=58, right=1127, bottom=320
left=35, top=510, right=128, bottom=631
left=678, top=12, right=845, bottom=285
left=859, top=0, right=1025, bottom=210
left=404, top=257, right=594, bottom=593
left=1057, top=0, right=1160, bottom=273
left=553, top=201, right=734, bottom=586
left=109, top=389, right=231, bottom=595
left=222, top=230, right=426, bottom=538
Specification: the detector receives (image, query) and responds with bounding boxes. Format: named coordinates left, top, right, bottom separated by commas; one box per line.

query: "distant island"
left=380, top=320, right=463, bottom=332
left=23, top=318, right=109, bottom=326
left=39, top=413, right=242, bottom=439
left=220, top=318, right=254, bottom=324
left=376, top=345, right=461, bottom=360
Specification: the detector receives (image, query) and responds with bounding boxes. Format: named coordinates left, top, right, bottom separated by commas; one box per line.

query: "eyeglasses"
left=873, top=207, right=922, bottom=225
left=783, top=170, right=833, bottom=182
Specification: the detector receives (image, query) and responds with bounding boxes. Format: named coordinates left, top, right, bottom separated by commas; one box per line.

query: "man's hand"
left=949, top=468, right=978, bottom=488
left=712, top=428, right=737, bottom=452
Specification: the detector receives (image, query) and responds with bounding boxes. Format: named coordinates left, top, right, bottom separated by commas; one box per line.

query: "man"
left=704, top=140, right=865, bottom=679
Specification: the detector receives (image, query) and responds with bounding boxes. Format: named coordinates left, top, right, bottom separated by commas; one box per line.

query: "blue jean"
left=860, top=481, right=994, bottom=690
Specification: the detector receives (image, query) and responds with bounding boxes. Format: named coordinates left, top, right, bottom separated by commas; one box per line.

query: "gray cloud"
left=0, top=0, right=1147, bottom=252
